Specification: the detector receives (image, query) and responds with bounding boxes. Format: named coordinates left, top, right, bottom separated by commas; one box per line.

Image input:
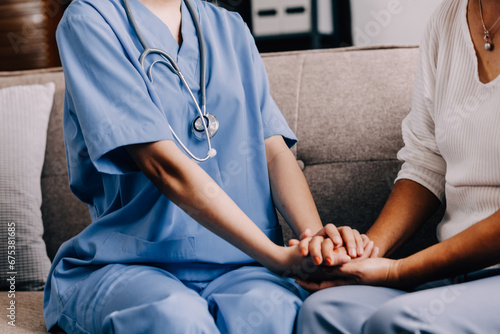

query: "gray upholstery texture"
left=0, top=46, right=442, bottom=333
left=264, top=46, right=441, bottom=257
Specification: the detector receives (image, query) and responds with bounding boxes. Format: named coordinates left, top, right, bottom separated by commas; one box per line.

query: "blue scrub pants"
left=55, top=264, right=307, bottom=334
left=296, top=269, right=500, bottom=334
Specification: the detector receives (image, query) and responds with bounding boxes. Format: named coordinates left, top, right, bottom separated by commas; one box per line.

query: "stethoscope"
left=123, top=0, right=218, bottom=162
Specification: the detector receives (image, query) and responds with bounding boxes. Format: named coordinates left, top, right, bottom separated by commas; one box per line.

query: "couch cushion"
left=0, top=83, right=55, bottom=291
left=296, top=47, right=416, bottom=164
left=263, top=46, right=418, bottom=164
left=0, top=291, right=47, bottom=333
left=263, top=46, right=442, bottom=257
left=0, top=68, right=92, bottom=261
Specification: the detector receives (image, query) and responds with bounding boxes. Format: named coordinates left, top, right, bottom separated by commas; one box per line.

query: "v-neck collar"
left=130, top=0, right=201, bottom=82
left=462, top=0, right=500, bottom=87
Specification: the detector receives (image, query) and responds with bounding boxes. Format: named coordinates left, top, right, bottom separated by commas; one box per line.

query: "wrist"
left=390, top=257, right=425, bottom=290
left=260, top=244, right=289, bottom=275
left=388, top=259, right=402, bottom=286
left=264, top=245, right=309, bottom=278
left=366, top=232, right=392, bottom=257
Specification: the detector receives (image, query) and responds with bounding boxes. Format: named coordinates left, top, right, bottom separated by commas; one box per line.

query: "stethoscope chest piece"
left=192, top=113, right=219, bottom=140
left=124, top=0, right=217, bottom=162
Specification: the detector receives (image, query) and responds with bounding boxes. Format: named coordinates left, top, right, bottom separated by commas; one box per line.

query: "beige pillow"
left=0, top=83, right=54, bottom=290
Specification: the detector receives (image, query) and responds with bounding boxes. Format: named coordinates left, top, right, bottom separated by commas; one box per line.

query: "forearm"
left=367, top=179, right=441, bottom=256
left=265, top=136, right=323, bottom=237
left=127, top=140, right=282, bottom=269
left=396, top=209, right=500, bottom=287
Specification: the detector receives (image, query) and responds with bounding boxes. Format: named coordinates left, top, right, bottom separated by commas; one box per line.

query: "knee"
left=297, top=291, right=332, bottom=324
left=102, top=293, right=216, bottom=334
left=296, top=291, right=349, bottom=334
left=212, top=287, right=303, bottom=334
left=363, top=297, right=424, bottom=334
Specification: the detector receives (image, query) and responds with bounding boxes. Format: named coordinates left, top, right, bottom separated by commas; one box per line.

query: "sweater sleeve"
left=395, top=11, right=446, bottom=201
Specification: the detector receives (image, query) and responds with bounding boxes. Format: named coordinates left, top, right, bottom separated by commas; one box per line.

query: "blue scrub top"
left=45, top=0, right=297, bottom=327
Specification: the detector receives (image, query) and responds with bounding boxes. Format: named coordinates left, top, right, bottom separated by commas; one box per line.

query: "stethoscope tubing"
left=123, top=0, right=215, bottom=162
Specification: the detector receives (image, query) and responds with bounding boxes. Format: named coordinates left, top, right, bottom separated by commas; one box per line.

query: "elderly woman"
left=296, top=0, right=500, bottom=332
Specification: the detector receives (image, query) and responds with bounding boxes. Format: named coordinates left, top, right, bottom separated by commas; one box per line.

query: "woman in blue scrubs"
left=44, top=0, right=370, bottom=333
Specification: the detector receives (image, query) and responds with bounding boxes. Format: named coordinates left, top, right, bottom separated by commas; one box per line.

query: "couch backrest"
left=263, top=46, right=441, bottom=258
left=0, top=46, right=440, bottom=261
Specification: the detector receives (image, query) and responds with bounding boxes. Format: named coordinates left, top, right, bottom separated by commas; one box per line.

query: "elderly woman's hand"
left=289, top=224, right=379, bottom=265
left=295, top=257, right=402, bottom=292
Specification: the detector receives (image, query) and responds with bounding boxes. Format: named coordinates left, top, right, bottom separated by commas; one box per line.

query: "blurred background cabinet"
left=215, top=0, right=352, bottom=52
left=0, top=0, right=70, bottom=71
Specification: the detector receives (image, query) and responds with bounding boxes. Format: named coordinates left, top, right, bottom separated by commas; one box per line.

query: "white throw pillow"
left=0, top=83, right=55, bottom=291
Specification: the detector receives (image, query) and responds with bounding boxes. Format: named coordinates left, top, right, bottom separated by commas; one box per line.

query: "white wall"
left=350, top=0, right=444, bottom=47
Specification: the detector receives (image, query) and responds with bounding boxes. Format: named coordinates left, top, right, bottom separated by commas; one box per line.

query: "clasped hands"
left=288, top=224, right=402, bottom=291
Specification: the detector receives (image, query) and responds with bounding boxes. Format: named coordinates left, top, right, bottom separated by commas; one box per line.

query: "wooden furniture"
left=0, top=0, right=69, bottom=71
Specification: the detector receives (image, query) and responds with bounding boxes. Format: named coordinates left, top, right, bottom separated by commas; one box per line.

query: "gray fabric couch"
left=0, top=45, right=442, bottom=333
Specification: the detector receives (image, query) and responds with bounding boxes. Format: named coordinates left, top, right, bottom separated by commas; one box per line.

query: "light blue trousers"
left=56, top=264, right=308, bottom=334
left=296, top=269, right=500, bottom=334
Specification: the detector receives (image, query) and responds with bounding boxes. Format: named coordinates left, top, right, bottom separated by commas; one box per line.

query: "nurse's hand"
left=268, top=245, right=352, bottom=280
left=289, top=224, right=375, bottom=265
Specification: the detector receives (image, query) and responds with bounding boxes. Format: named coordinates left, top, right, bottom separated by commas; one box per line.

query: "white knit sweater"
left=396, top=0, right=500, bottom=243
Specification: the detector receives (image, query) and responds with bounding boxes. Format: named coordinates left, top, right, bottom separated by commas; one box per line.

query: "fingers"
left=321, top=238, right=335, bottom=265
left=309, top=235, right=351, bottom=265
left=338, top=226, right=357, bottom=258
left=317, top=224, right=343, bottom=247
left=332, top=246, right=348, bottom=255
left=370, top=246, right=380, bottom=258
left=353, top=229, right=364, bottom=256
left=359, top=238, right=379, bottom=259
left=293, top=229, right=313, bottom=257
left=360, top=234, right=379, bottom=259
left=298, top=237, right=312, bottom=256
left=361, top=234, right=370, bottom=246
left=306, top=224, right=341, bottom=263
left=358, top=241, right=374, bottom=260
left=309, top=236, right=324, bottom=264
left=295, top=226, right=374, bottom=264
left=337, top=227, right=369, bottom=258
left=300, top=229, right=313, bottom=240
left=322, top=241, right=351, bottom=266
